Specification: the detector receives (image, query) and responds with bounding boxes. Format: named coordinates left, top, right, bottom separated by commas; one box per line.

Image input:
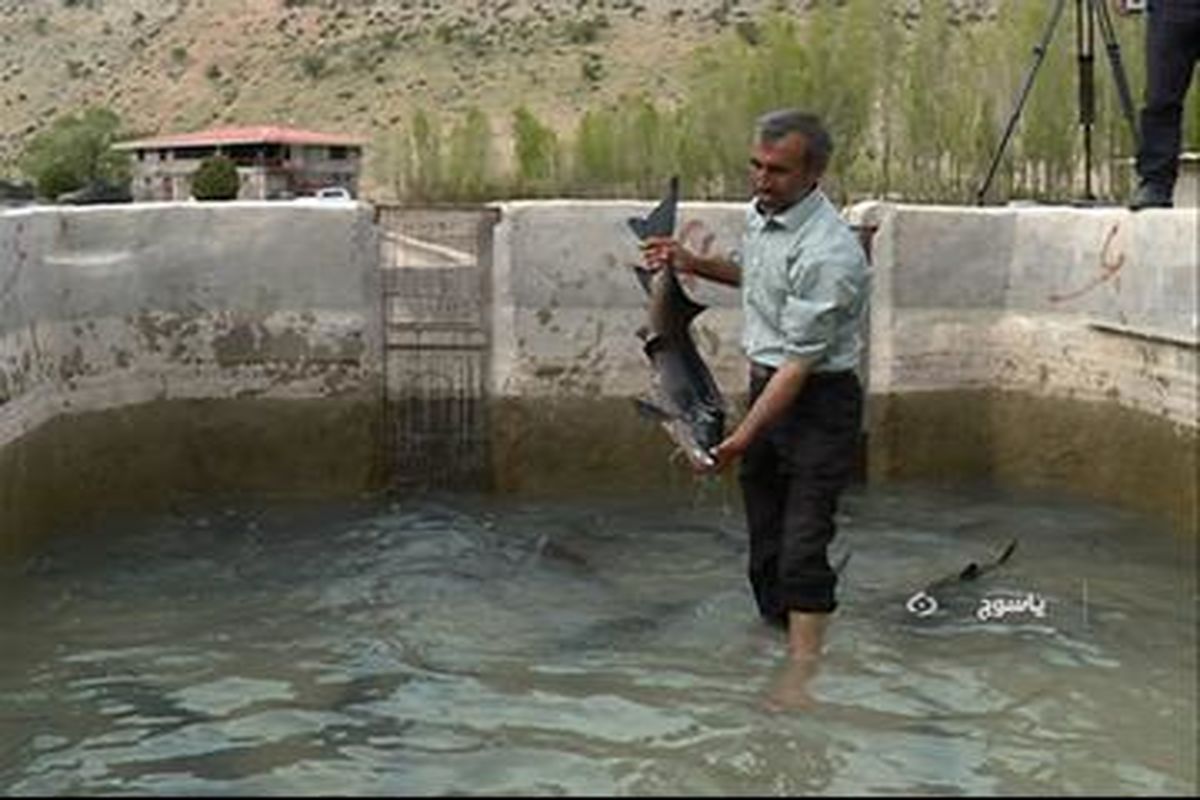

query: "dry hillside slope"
left=1, top=0, right=854, bottom=197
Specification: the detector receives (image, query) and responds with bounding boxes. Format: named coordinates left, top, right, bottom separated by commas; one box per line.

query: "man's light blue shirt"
left=734, top=187, right=870, bottom=373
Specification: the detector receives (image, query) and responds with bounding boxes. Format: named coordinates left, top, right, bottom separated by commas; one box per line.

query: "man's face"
left=749, top=132, right=819, bottom=213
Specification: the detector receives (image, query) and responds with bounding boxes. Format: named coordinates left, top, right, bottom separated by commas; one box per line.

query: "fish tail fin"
left=626, top=176, right=679, bottom=241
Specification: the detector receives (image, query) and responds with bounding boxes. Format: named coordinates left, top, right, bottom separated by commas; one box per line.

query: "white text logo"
left=976, top=592, right=1048, bottom=622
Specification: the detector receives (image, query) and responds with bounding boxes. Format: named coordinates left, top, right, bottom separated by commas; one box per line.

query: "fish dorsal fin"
left=627, top=176, right=679, bottom=241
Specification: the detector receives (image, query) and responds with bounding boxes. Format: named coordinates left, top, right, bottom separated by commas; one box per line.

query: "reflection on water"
left=1, top=485, right=1195, bottom=795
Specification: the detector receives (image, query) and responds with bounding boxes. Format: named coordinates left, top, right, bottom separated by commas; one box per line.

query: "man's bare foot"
left=760, top=611, right=832, bottom=712
left=762, top=655, right=820, bottom=712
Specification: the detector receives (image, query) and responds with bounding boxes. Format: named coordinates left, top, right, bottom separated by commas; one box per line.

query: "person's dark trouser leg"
left=776, top=375, right=862, bottom=616
left=739, top=373, right=788, bottom=627
left=1136, top=10, right=1200, bottom=193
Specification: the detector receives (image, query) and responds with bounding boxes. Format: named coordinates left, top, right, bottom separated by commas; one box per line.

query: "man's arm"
left=707, top=357, right=813, bottom=470
left=640, top=236, right=741, bottom=287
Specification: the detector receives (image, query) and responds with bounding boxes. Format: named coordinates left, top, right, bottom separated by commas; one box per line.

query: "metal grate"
left=376, top=206, right=498, bottom=491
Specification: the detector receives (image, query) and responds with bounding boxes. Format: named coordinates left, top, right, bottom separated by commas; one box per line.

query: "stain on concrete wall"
left=0, top=203, right=384, bottom=556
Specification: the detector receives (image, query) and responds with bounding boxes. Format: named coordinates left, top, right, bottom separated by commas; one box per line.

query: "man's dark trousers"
left=1136, top=1, right=1200, bottom=193
left=738, top=365, right=862, bottom=627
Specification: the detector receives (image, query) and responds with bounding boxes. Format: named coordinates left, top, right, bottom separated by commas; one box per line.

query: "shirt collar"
left=746, top=186, right=823, bottom=233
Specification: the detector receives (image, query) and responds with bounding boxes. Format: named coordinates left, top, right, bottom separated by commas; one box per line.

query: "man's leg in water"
left=768, top=373, right=862, bottom=708
left=739, top=371, right=789, bottom=628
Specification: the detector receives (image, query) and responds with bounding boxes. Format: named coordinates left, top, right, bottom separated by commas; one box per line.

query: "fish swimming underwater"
left=627, top=176, right=726, bottom=470
left=904, top=539, right=1019, bottom=618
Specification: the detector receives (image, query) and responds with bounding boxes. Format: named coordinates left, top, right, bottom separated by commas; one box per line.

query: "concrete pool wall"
left=1, top=199, right=1195, bottom=556
left=0, top=203, right=384, bottom=556
left=487, top=200, right=1197, bottom=534
left=859, top=204, right=1197, bottom=534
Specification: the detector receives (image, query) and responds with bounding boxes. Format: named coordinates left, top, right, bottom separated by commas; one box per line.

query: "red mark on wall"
left=1048, top=222, right=1126, bottom=304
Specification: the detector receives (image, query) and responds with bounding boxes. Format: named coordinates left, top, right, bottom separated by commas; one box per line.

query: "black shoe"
left=1130, top=182, right=1174, bottom=210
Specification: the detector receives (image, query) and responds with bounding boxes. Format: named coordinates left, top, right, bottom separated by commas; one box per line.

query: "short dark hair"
left=755, top=109, right=833, bottom=175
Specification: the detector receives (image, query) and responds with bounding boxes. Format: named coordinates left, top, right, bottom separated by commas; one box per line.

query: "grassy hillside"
left=1, top=0, right=1190, bottom=204
left=0, top=0, right=815, bottom=194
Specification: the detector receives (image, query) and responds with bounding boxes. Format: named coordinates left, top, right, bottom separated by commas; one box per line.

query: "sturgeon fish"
left=627, top=176, right=726, bottom=470
left=904, top=539, right=1019, bottom=617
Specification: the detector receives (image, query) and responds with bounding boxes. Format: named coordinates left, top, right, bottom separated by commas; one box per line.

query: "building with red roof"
left=113, top=124, right=365, bottom=201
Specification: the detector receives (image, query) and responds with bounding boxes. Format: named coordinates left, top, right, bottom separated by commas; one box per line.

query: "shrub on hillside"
left=191, top=155, right=239, bottom=200
left=20, top=106, right=130, bottom=200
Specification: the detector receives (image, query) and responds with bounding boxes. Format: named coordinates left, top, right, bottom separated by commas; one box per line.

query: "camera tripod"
left=976, top=0, right=1141, bottom=205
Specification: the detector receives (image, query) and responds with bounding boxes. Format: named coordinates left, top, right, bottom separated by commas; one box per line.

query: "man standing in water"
left=641, top=109, right=870, bottom=707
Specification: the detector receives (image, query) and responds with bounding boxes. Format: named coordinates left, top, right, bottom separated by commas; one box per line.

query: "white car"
left=315, top=186, right=352, bottom=201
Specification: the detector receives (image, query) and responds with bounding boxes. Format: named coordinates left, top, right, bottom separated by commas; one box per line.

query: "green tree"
left=409, top=109, right=442, bottom=201
left=618, top=95, right=672, bottom=196
left=512, top=106, right=560, bottom=195
left=445, top=106, right=493, bottom=201
left=571, top=107, right=618, bottom=194
left=20, top=106, right=130, bottom=199
left=191, top=155, right=239, bottom=200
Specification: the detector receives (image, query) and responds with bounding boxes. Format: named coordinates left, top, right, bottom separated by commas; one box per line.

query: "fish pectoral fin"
left=679, top=292, right=707, bottom=323
left=632, top=265, right=656, bottom=295
left=641, top=334, right=666, bottom=358
left=633, top=398, right=675, bottom=423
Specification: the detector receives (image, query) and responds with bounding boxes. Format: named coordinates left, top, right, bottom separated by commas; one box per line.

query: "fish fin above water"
left=959, top=538, right=1019, bottom=581
left=996, top=538, right=1018, bottom=565
left=917, top=537, right=1022, bottom=602
left=626, top=175, right=679, bottom=241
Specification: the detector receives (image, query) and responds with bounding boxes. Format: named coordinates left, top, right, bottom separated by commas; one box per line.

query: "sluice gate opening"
left=375, top=206, right=500, bottom=491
